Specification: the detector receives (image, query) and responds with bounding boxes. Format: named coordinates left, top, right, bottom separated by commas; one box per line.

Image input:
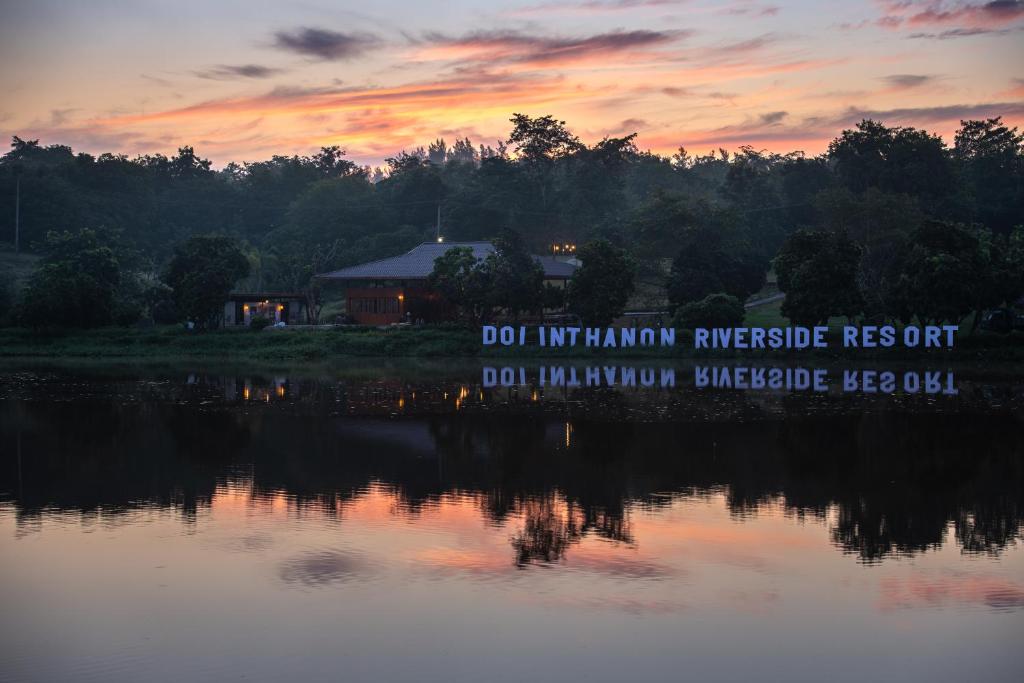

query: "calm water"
left=1, top=361, right=1022, bottom=682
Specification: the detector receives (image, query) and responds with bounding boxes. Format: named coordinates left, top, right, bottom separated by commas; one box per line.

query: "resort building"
left=222, top=292, right=308, bottom=327
left=317, top=241, right=578, bottom=325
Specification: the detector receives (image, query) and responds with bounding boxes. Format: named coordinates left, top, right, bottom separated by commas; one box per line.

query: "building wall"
left=222, top=298, right=304, bottom=327
left=343, top=277, right=571, bottom=325
left=347, top=286, right=406, bottom=325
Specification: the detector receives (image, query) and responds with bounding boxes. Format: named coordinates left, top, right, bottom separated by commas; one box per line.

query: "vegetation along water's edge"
left=1, top=325, right=1022, bottom=363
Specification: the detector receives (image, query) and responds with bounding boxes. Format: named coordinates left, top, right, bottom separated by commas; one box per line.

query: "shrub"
left=672, top=293, right=744, bottom=329
left=250, top=315, right=271, bottom=331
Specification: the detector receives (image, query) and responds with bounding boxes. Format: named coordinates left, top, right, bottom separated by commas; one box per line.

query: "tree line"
left=0, top=113, right=1021, bottom=329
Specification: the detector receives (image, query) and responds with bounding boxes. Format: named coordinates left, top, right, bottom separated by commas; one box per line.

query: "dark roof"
left=534, top=255, right=578, bottom=279
left=317, top=242, right=578, bottom=280
left=226, top=291, right=306, bottom=301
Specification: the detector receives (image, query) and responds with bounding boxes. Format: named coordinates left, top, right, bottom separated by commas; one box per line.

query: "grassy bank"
left=1, top=324, right=1023, bottom=363
left=0, top=325, right=482, bottom=361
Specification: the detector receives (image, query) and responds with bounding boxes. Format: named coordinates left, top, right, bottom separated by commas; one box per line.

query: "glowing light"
left=437, top=236, right=444, bottom=243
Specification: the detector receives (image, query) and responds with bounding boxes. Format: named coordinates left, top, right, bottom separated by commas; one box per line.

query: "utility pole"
left=435, top=202, right=442, bottom=242
left=14, top=176, right=20, bottom=253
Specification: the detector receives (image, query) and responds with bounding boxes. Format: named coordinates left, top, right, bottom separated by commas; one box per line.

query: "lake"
left=1, top=360, right=1022, bottom=682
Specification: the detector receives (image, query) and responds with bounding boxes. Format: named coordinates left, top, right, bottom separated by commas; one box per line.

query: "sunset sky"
left=2, top=0, right=1022, bottom=167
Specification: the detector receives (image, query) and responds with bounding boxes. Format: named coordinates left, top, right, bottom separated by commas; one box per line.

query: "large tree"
left=828, top=119, right=956, bottom=201
left=506, top=114, right=582, bottom=164
left=17, top=228, right=121, bottom=328
left=567, top=240, right=636, bottom=326
left=813, top=187, right=922, bottom=322
left=954, top=117, right=1024, bottom=235
left=428, top=246, right=492, bottom=322
left=484, top=229, right=544, bottom=321
left=774, top=229, right=863, bottom=326
left=659, top=199, right=766, bottom=310
left=893, top=221, right=992, bottom=325
left=163, top=235, right=250, bottom=328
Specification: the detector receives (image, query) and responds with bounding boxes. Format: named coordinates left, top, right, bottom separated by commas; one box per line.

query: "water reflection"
left=1, top=363, right=1022, bottom=565
left=2, top=363, right=1023, bottom=681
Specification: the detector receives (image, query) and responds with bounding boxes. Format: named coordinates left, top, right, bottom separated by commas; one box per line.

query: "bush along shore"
left=0, top=324, right=1022, bottom=363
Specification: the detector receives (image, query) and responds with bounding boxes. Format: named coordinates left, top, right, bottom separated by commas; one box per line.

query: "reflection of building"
left=316, top=241, right=577, bottom=325
left=239, top=377, right=289, bottom=402
left=222, top=292, right=307, bottom=326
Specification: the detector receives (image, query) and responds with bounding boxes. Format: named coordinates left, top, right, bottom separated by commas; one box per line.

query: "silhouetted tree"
left=16, top=228, right=121, bottom=328
left=774, top=229, right=863, bottom=325
left=163, top=235, right=249, bottom=328
left=567, top=239, right=635, bottom=326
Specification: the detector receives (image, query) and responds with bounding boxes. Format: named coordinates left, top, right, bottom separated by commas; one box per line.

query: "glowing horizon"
left=1, top=0, right=1022, bottom=168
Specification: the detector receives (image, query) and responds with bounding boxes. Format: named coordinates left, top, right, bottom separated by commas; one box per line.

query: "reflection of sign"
left=696, top=367, right=957, bottom=394
left=484, top=366, right=676, bottom=388
left=483, top=365, right=957, bottom=395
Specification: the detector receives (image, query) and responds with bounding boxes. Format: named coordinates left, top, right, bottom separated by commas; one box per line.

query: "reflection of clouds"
left=413, top=543, right=676, bottom=580
left=526, top=594, right=690, bottom=615
left=414, top=548, right=514, bottom=578
left=278, top=550, right=372, bottom=587
left=565, top=553, right=674, bottom=579
left=878, top=572, right=1024, bottom=612
left=219, top=532, right=275, bottom=553
left=719, top=589, right=781, bottom=615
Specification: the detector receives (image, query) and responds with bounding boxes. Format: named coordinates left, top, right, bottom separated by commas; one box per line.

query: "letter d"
left=482, top=325, right=497, bottom=345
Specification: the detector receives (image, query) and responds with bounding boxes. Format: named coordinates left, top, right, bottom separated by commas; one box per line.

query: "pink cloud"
left=879, top=571, right=1024, bottom=611
left=874, top=0, right=1024, bottom=30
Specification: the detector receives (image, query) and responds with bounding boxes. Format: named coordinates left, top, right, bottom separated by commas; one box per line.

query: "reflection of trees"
left=1, top=400, right=245, bottom=523
left=509, top=496, right=634, bottom=568
left=773, top=408, right=1024, bottom=562
left=511, top=495, right=576, bottom=566
left=427, top=412, right=635, bottom=566
left=1, top=370, right=1022, bottom=565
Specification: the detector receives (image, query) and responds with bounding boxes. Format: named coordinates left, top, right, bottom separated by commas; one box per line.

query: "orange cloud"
left=100, top=75, right=572, bottom=127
